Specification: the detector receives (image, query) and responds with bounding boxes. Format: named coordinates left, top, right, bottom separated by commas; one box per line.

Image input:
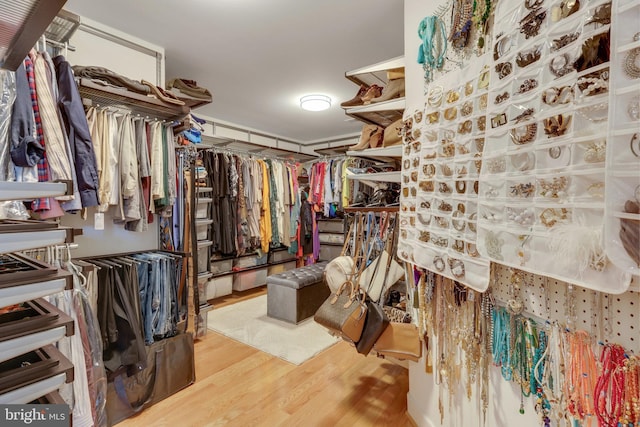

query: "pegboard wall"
left=491, top=263, right=640, bottom=352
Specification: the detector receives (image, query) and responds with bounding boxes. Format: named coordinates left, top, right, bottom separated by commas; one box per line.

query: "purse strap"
left=340, top=219, right=355, bottom=257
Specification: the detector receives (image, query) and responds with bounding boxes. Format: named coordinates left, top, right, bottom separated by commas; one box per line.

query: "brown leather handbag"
left=314, top=279, right=368, bottom=343
left=373, top=322, right=422, bottom=362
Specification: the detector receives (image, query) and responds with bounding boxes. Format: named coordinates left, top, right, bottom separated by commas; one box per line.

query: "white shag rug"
left=207, top=295, right=340, bottom=365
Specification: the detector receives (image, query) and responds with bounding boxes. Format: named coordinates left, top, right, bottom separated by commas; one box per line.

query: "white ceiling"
left=64, top=0, right=405, bottom=144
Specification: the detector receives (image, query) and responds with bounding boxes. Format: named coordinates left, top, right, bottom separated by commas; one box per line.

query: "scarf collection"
left=200, top=151, right=304, bottom=257
left=419, top=270, right=640, bottom=427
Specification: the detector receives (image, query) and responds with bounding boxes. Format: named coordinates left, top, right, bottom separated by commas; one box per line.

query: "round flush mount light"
left=300, top=94, right=331, bottom=111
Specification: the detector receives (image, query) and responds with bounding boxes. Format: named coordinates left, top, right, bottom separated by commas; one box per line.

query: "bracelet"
left=517, top=78, right=538, bottom=94
left=466, top=243, right=479, bottom=257
left=549, top=53, right=574, bottom=77
left=444, top=107, right=458, bottom=121
left=418, top=214, right=431, bottom=227
left=510, top=123, right=538, bottom=145
left=452, top=210, right=466, bottom=231
left=452, top=239, right=465, bottom=253
left=493, top=34, right=513, bottom=61
left=448, top=258, right=466, bottom=278
left=541, top=85, right=573, bottom=106
left=433, top=255, right=446, bottom=272
left=427, top=85, right=444, bottom=107
left=456, top=180, right=467, bottom=194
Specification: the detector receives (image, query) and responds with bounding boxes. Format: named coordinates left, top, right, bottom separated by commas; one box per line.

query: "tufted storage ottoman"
left=266, top=261, right=330, bottom=324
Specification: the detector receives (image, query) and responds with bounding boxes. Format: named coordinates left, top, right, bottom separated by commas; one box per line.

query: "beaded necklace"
left=449, top=0, right=475, bottom=50
left=564, top=330, right=598, bottom=426
left=531, top=328, right=551, bottom=426
left=618, top=355, right=640, bottom=426
left=417, top=16, right=447, bottom=83
left=511, top=316, right=538, bottom=414
left=594, top=343, right=626, bottom=427
left=492, top=306, right=512, bottom=381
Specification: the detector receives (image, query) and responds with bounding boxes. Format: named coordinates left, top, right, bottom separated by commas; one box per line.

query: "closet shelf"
left=0, top=181, right=71, bottom=201
left=344, top=206, right=399, bottom=213
left=0, top=227, right=77, bottom=255
left=346, top=145, right=403, bottom=160
left=345, top=56, right=405, bottom=87
left=77, top=78, right=190, bottom=121
left=346, top=170, right=401, bottom=183
left=345, top=98, right=405, bottom=128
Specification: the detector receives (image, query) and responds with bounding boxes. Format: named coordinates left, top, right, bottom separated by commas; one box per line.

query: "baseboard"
left=406, top=411, right=419, bottom=427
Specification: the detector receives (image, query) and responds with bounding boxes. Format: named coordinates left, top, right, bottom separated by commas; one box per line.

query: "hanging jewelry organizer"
left=604, top=0, right=640, bottom=275
left=490, top=264, right=640, bottom=352
left=399, top=57, right=492, bottom=292
left=476, top=0, right=633, bottom=293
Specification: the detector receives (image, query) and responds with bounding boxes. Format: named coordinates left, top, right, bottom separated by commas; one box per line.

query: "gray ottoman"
left=266, top=261, right=330, bottom=324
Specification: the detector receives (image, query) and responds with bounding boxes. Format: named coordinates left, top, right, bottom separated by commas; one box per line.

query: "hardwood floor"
left=118, top=290, right=412, bottom=427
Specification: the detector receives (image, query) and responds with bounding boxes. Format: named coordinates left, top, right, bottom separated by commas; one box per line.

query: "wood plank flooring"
left=118, top=288, right=412, bottom=427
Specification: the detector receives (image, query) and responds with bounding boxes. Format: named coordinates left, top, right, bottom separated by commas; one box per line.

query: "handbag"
left=324, top=220, right=355, bottom=293
left=106, top=333, right=195, bottom=425
left=373, top=322, right=422, bottom=362
left=313, top=280, right=367, bottom=343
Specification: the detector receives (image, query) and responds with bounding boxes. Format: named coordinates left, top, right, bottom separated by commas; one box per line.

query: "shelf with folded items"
left=346, top=170, right=401, bottom=184
left=77, top=78, right=190, bottom=121
left=345, top=56, right=405, bottom=87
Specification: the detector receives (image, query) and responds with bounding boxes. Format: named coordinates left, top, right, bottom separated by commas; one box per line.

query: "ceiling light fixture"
left=300, top=94, right=331, bottom=111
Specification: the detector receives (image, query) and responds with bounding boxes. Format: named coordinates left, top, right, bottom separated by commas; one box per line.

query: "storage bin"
left=232, top=267, right=268, bottom=292
left=195, top=304, right=212, bottom=339
left=317, top=219, right=344, bottom=233
left=233, top=253, right=268, bottom=269
left=197, top=241, right=212, bottom=274
left=267, top=260, right=297, bottom=276
left=319, top=244, right=343, bottom=261
left=210, top=258, right=233, bottom=275
left=206, top=275, right=233, bottom=300
left=195, top=219, right=213, bottom=241
left=195, top=197, right=212, bottom=219
left=269, top=249, right=297, bottom=263
left=319, top=233, right=344, bottom=244
left=197, top=273, right=212, bottom=303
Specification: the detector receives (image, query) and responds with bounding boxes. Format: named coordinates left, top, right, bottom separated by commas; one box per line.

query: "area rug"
left=207, top=295, right=340, bottom=365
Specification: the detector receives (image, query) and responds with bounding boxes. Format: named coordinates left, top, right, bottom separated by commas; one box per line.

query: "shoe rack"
left=344, top=56, right=406, bottom=128
left=343, top=57, right=405, bottom=190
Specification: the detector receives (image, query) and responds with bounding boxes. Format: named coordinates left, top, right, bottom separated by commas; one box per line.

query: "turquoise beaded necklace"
left=417, top=16, right=447, bottom=82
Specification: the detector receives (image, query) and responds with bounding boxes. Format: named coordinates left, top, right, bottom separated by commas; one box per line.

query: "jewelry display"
left=465, top=81, right=474, bottom=97
left=520, top=8, right=547, bottom=39
left=576, top=102, right=608, bottom=122
left=441, top=163, right=453, bottom=177
left=475, top=138, right=485, bottom=152
left=631, top=133, right=640, bottom=157
left=551, top=0, right=580, bottom=21
left=420, top=180, right=435, bottom=192
left=624, top=41, right=640, bottom=79
left=495, top=91, right=510, bottom=105
left=452, top=210, right=466, bottom=231
left=453, top=239, right=465, bottom=253
left=584, top=1, right=611, bottom=27
left=543, top=114, right=572, bottom=137
left=448, top=258, right=465, bottom=278
left=541, top=85, right=573, bottom=106
left=510, top=152, right=535, bottom=171
left=539, top=207, right=569, bottom=227
left=420, top=230, right=431, bottom=242
left=495, top=62, right=513, bottom=79
left=427, top=111, right=440, bottom=123
left=573, top=31, right=610, bottom=72
left=510, top=182, right=535, bottom=198
left=468, top=212, right=477, bottom=232
left=510, top=123, right=538, bottom=145
left=456, top=143, right=470, bottom=155
left=466, top=242, right=479, bottom=257
left=586, top=182, right=604, bottom=198
left=516, top=46, right=542, bottom=68
left=424, top=163, right=436, bottom=177
left=456, top=165, right=468, bottom=177
left=461, top=101, right=473, bottom=117
left=458, top=120, right=473, bottom=134
left=456, top=180, right=467, bottom=194
left=538, top=176, right=569, bottom=198
left=439, top=182, right=452, bottom=194
left=506, top=207, right=535, bottom=226
left=583, top=141, right=606, bottom=163
left=576, top=69, right=609, bottom=96
left=479, top=93, right=488, bottom=111
left=444, top=107, right=458, bottom=121
left=428, top=85, right=445, bottom=107
left=434, top=255, right=446, bottom=271
left=549, top=53, right=574, bottom=77
left=512, top=108, right=535, bottom=123
left=517, top=78, right=538, bottom=94
left=435, top=216, right=449, bottom=228
left=478, top=66, right=491, bottom=89
left=550, top=32, right=580, bottom=52
left=547, top=146, right=562, bottom=159
left=446, top=90, right=461, bottom=103
left=418, top=213, right=432, bottom=226
left=477, top=116, right=486, bottom=132
left=493, top=34, right=513, bottom=60
left=439, top=201, right=453, bottom=212
left=485, top=231, right=504, bottom=260
left=433, top=236, right=449, bottom=247
left=487, top=157, right=506, bottom=174
left=628, top=96, right=640, bottom=120
left=491, top=113, right=507, bottom=128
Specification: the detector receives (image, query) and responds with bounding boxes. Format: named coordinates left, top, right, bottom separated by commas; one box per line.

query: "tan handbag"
left=382, top=118, right=403, bottom=147
left=313, top=280, right=367, bottom=343
left=373, top=322, right=422, bottom=362
left=324, top=221, right=356, bottom=293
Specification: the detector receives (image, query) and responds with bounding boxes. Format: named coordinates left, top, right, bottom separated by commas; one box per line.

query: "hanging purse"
left=373, top=322, right=422, bottom=362
left=324, top=220, right=355, bottom=293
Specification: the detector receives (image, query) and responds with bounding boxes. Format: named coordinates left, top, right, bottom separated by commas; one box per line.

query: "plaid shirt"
left=25, top=55, right=50, bottom=211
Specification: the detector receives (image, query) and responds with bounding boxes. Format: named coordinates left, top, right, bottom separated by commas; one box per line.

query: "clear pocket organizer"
left=610, top=131, right=640, bottom=168
left=517, top=5, right=549, bottom=44
left=575, top=66, right=609, bottom=100
left=506, top=205, right=537, bottom=228
left=508, top=150, right=536, bottom=174
left=482, top=179, right=507, bottom=201
left=511, top=69, right=543, bottom=99
left=548, top=0, right=581, bottom=24
left=539, top=83, right=574, bottom=113
left=568, top=171, right=606, bottom=203
left=515, top=43, right=545, bottom=71
left=535, top=142, right=573, bottom=171
left=507, top=177, right=536, bottom=199
left=547, top=17, right=582, bottom=54
left=484, top=154, right=507, bottom=175
left=543, top=48, right=579, bottom=84
left=536, top=206, right=572, bottom=230
left=535, top=174, right=571, bottom=200
left=573, top=137, right=607, bottom=168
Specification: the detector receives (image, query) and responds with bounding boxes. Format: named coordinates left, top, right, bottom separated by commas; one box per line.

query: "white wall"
left=60, top=16, right=165, bottom=257
left=404, top=1, right=540, bottom=425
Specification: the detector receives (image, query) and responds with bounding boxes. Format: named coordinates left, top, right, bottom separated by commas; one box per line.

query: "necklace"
left=564, top=330, right=598, bottom=425
left=418, top=16, right=447, bottom=82
left=594, top=343, right=626, bottom=427
left=449, top=0, right=475, bottom=50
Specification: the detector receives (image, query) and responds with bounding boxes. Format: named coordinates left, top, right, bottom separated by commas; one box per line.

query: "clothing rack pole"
left=78, top=249, right=189, bottom=261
